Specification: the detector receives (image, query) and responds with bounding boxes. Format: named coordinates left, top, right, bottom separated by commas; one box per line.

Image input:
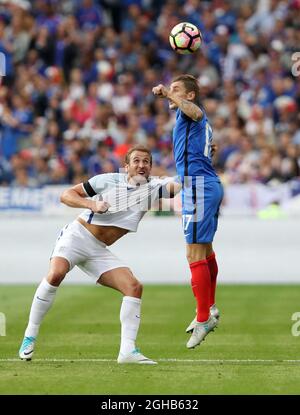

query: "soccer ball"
left=169, top=22, right=202, bottom=55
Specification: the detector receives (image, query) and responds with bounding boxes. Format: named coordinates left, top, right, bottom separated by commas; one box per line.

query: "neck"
left=127, top=175, right=149, bottom=186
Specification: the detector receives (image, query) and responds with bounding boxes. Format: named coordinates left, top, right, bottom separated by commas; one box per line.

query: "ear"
left=124, top=164, right=129, bottom=173
left=187, top=91, right=196, bottom=101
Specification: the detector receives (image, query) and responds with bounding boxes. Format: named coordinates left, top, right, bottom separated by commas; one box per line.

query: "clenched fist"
left=152, top=84, right=169, bottom=98
left=89, top=200, right=110, bottom=214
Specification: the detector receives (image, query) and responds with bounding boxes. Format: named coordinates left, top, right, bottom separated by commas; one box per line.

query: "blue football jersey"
left=172, top=108, right=219, bottom=181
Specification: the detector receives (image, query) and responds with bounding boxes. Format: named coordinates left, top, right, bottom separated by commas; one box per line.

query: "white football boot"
left=117, top=348, right=157, bottom=365
left=185, top=304, right=220, bottom=334
left=19, top=336, right=36, bottom=360
left=186, top=315, right=218, bottom=349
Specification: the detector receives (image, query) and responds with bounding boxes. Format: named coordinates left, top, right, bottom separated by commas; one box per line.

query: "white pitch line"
left=161, top=359, right=300, bottom=363
left=1, top=358, right=300, bottom=363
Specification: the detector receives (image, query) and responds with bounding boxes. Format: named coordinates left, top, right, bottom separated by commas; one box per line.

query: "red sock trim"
left=189, top=259, right=208, bottom=269
left=206, top=252, right=216, bottom=262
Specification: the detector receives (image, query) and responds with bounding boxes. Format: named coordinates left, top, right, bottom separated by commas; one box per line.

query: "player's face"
left=168, top=81, right=193, bottom=110
left=125, top=151, right=152, bottom=184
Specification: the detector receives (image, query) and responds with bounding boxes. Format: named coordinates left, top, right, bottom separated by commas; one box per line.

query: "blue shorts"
left=181, top=178, right=224, bottom=244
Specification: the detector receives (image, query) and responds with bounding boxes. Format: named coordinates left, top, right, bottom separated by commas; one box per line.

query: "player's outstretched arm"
left=152, top=84, right=203, bottom=122
left=159, top=177, right=182, bottom=199
left=60, top=184, right=110, bottom=213
left=164, top=180, right=182, bottom=198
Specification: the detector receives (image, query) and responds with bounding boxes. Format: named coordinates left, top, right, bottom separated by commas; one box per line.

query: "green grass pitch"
left=0, top=284, right=300, bottom=395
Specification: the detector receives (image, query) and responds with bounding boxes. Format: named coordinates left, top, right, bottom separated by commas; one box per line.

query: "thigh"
left=99, top=267, right=139, bottom=293
left=51, top=222, right=87, bottom=270
left=182, top=177, right=204, bottom=243
left=78, top=246, right=128, bottom=283
left=207, top=181, right=223, bottom=237
left=186, top=243, right=208, bottom=262
left=182, top=212, right=213, bottom=244
left=182, top=181, right=223, bottom=244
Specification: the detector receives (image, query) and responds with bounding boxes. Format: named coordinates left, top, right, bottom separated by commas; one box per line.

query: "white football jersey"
left=79, top=173, right=173, bottom=232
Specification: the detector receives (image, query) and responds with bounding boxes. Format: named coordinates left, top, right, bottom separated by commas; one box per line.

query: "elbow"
left=194, top=111, right=203, bottom=122
left=193, top=108, right=203, bottom=122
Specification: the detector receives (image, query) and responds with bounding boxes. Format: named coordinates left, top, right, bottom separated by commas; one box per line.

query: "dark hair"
left=171, top=74, right=201, bottom=104
left=125, top=145, right=152, bottom=166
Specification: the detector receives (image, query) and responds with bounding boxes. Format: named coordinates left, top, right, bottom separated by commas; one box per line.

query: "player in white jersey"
left=19, top=145, right=180, bottom=364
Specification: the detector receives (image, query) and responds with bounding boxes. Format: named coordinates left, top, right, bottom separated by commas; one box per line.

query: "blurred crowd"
left=0, top=0, right=300, bottom=187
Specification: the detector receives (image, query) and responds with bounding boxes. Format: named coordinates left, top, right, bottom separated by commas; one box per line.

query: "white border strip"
left=1, top=358, right=300, bottom=363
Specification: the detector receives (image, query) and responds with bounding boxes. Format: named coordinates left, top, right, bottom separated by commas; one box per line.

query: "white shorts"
left=51, top=220, right=128, bottom=282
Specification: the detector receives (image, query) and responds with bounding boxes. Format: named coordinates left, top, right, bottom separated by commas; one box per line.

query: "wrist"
left=85, top=199, right=94, bottom=210
left=166, top=90, right=174, bottom=100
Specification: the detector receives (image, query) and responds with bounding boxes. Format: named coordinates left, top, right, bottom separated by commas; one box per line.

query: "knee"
left=186, top=245, right=207, bottom=264
left=125, top=279, right=143, bottom=298
left=187, top=251, right=201, bottom=264
left=187, top=251, right=207, bottom=264
left=47, top=270, right=65, bottom=287
left=186, top=252, right=195, bottom=264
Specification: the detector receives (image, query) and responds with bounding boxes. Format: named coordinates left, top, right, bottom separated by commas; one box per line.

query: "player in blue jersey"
left=153, top=75, right=224, bottom=349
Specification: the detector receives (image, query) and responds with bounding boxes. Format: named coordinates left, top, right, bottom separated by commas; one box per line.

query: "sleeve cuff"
left=83, top=181, right=97, bottom=197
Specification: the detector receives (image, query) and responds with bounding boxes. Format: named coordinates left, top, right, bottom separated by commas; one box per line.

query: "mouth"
left=134, top=171, right=148, bottom=183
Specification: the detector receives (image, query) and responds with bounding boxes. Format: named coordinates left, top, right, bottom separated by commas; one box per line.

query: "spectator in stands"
left=0, top=0, right=298, bottom=188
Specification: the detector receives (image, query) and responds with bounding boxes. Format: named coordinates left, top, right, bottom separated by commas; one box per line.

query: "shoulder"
left=107, top=173, right=124, bottom=182
left=87, top=172, right=122, bottom=193
left=177, top=107, right=205, bottom=124
left=176, top=109, right=189, bottom=121
left=147, top=176, right=161, bottom=188
left=90, top=173, right=121, bottom=183
left=175, top=110, right=192, bottom=129
left=148, top=176, right=173, bottom=187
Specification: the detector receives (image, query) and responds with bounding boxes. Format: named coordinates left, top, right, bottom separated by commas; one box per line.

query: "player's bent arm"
left=60, top=184, right=93, bottom=209
left=60, top=184, right=110, bottom=213
left=168, top=94, right=203, bottom=122
left=152, top=84, right=203, bottom=122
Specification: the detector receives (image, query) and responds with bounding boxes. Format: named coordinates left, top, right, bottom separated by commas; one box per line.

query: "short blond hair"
left=125, top=145, right=152, bottom=166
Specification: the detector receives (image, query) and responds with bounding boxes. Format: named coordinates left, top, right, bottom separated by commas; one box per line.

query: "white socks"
left=119, top=296, right=141, bottom=355
left=24, top=283, right=141, bottom=356
left=24, top=278, right=58, bottom=338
